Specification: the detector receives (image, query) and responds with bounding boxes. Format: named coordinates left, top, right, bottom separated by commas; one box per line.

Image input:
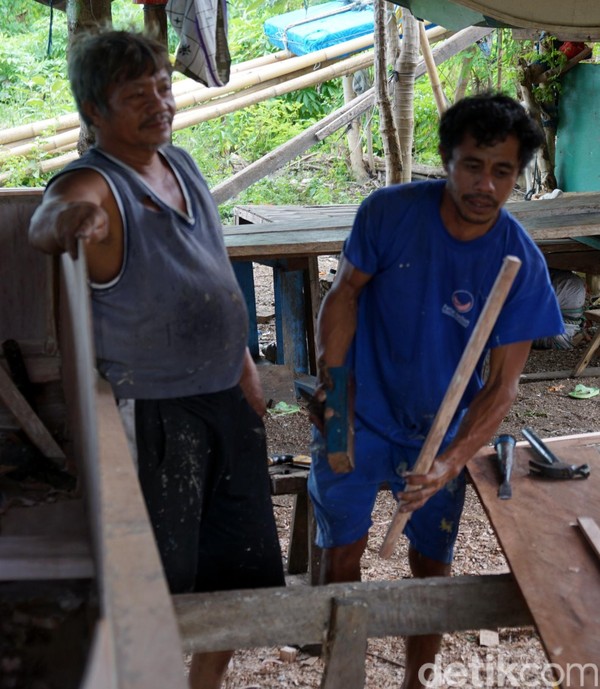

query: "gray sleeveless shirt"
left=48, top=145, right=248, bottom=399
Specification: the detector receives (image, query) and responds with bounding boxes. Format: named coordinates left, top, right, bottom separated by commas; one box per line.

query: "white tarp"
left=452, top=0, right=600, bottom=33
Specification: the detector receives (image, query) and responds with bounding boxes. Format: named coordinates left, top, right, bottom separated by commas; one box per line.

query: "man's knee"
left=321, top=533, right=369, bottom=584
left=408, top=545, right=451, bottom=578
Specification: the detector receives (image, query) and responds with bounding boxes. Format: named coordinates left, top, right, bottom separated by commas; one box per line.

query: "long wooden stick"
left=419, top=21, right=447, bottom=116
left=379, top=255, right=522, bottom=559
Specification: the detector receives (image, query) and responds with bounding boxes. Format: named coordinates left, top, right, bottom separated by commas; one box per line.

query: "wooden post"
left=321, top=598, right=368, bottom=689
left=66, top=0, right=112, bottom=34
left=66, top=0, right=113, bottom=154
left=138, top=1, right=169, bottom=45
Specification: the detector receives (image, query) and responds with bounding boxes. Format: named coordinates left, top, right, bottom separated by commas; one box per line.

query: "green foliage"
left=520, top=36, right=567, bottom=105
left=173, top=98, right=310, bottom=179
left=0, top=1, right=48, bottom=35
left=413, top=81, right=441, bottom=165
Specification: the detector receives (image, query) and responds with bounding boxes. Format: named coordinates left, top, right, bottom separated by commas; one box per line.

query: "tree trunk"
left=518, top=59, right=557, bottom=193
left=454, top=51, right=474, bottom=102
left=66, top=0, right=112, bottom=35
left=375, top=0, right=402, bottom=185
left=393, top=8, right=419, bottom=184
left=66, top=0, right=113, bottom=154
left=343, top=75, right=370, bottom=182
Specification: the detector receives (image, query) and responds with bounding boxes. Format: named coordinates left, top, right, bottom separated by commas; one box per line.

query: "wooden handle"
left=379, top=255, right=522, bottom=559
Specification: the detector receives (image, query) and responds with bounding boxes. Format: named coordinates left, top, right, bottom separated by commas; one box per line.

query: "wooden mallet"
left=379, top=255, right=522, bottom=559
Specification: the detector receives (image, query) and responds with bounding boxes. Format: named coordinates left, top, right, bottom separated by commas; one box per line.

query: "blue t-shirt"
left=343, top=180, right=564, bottom=448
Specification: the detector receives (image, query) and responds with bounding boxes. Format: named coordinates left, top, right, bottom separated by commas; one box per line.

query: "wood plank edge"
left=174, top=573, right=533, bottom=653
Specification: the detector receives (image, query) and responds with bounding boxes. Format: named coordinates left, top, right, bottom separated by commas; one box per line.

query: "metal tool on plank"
left=323, top=366, right=354, bottom=474
left=493, top=434, right=516, bottom=499
left=379, top=255, right=522, bottom=559
left=522, top=426, right=590, bottom=479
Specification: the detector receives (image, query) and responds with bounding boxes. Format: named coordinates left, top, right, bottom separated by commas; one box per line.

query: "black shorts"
left=134, top=386, right=285, bottom=594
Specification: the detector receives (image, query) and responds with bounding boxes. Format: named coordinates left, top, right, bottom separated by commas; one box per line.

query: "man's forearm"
left=438, top=378, right=518, bottom=475
left=316, top=287, right=358, bottom=369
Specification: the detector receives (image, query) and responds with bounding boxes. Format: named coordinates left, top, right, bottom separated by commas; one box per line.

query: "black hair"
left=439, top=93, right=544, bottom=172
left=68, top=29, right=172, bottom=127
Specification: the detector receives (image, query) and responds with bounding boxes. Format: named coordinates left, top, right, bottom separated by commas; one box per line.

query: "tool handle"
left=494, top=434, right=516, bottom=469
left=522, top=426, right=561, bottom=465
left=379, top=255, right=522, bottom=559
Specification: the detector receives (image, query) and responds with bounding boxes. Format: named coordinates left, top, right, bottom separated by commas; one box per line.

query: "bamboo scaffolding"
left=0, top=24, right=447, bottom=151
left=0, top=51, right=374, bottom=165
left=0, top=25, right=450, bottom=185
left=0, top=50, right=294, bottom=147
left=173, top=50, right=375, bottom=130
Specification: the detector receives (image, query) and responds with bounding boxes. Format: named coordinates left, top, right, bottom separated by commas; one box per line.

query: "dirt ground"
left=216, top=261, right=600, bottom=689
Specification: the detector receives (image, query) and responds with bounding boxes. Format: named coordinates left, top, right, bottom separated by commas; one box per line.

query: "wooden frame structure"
left=2, top=188, right=599, bottom=687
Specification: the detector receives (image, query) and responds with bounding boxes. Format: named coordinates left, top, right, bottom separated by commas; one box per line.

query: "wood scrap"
left=0, top=365, right=65, bottom=465
left=577, top=516, right=600, bottom=562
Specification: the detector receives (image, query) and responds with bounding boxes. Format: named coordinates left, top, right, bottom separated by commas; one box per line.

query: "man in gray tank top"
left=29, top=29, right=284, bottom=689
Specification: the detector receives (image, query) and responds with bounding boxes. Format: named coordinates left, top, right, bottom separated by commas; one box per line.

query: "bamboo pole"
left=2, top=25, right=493, bottom=188
left=0, top=51, right=375, bottom=173
left=0, top=25, right=447, bottom=150
left=173, top=50, right=375, bottom=130
left=419, top=20, right=447, bottom=115
left=0, top=24, right=457, bottom=183
left=0, top=52, right=294, bottom=147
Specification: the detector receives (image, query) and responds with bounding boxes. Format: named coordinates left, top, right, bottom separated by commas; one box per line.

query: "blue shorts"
left=307, top=421, right=466, bottom=564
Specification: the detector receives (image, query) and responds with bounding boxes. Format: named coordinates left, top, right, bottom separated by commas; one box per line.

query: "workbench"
left=468, top=433, right=600, bottom=688
left=227, top=193, right=600, bottom=375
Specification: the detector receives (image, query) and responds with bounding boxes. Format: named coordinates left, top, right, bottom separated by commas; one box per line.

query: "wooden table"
left=227, top=193, right=600, bottom=375
left=468, top=433, right=600, bottom=688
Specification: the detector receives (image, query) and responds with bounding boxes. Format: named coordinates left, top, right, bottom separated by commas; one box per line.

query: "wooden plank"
left=80, top=619, right=117, bottom=689
left=577, top=517, right=600, bottom=562
left=573, top=328, right=600, bottom=375
left=287, top=491, right=310, bottom=575
left=520, top=367, right=600, bottom=382
left=58, top=253, right=188, bottom=689
left=0, top=535, right=94, bottom=581
left=0, top=363, right=66, bottom=463
left=321, top=599, right=368, bottom=689
left=174, top=573, right=533, bottom=653
left=468, top=440, right=600, bottom=680
left=274, top=265, right=308, bottom=373
left=0, top=189, right=57, bottom=354
left=223, top=195, right=600, bottom=261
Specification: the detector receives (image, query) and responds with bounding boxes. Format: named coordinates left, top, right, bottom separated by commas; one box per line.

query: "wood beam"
left=174, top=573, right=533, bottom=653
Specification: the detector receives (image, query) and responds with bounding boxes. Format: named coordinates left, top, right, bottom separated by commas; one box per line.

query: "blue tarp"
left=264, top=1, right=375, bottom=56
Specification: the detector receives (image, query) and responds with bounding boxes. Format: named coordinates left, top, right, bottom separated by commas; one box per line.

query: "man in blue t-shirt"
left=308, top=93, right=563, bottom=689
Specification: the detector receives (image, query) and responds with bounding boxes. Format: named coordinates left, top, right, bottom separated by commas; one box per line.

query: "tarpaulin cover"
left=264, top=1, right=374, bottom=56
